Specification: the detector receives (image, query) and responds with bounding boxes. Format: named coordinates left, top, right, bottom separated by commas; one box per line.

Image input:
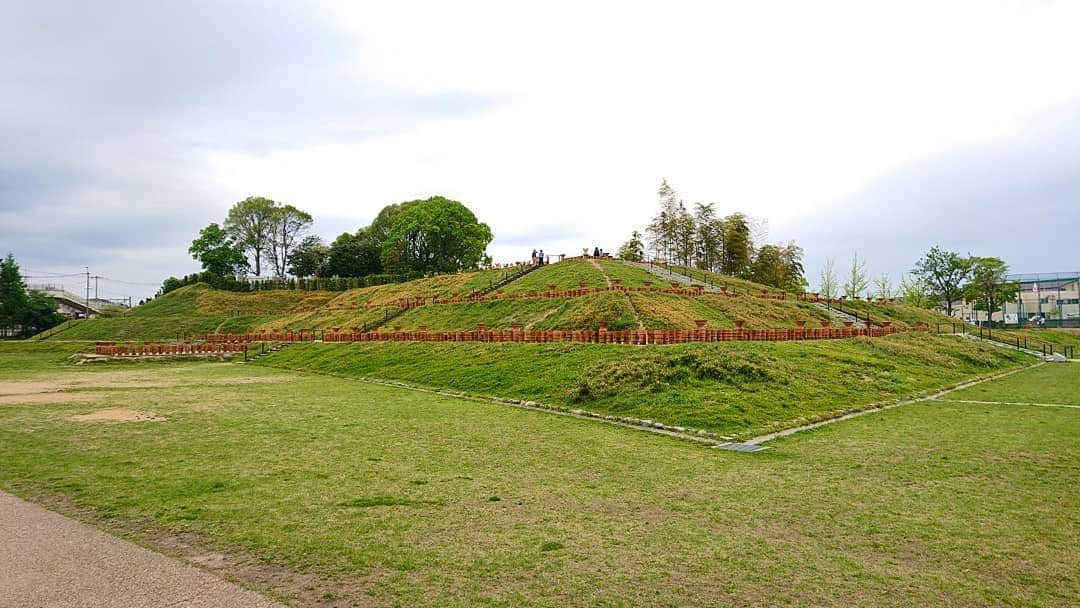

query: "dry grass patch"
left=69, top=408, right=166, bottom=422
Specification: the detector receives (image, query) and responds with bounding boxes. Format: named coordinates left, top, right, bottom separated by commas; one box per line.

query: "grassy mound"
left=57, top=261, right=846, bottom=340
left=257, top=333, right=1030, bottom=438
left=50, top=269, right=517, bottom=341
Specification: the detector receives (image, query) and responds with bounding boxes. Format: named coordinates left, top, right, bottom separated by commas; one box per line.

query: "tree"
left=224, top=196, right=277, bottom=276
left=381, top=196, right=493, bottom=274
left=0, top=253, right=28, bottom=325
left=269, top=204, right=313, bottom=277
left=287, top=235, right=330, bottom=278
left=963, top=257, right=1017, bottom=327
left=189, top=223, right=248, bottom=277
left=750, top=242, right=807, bottom=292
left=647, top=179, right=681, bottom=262
left=843, top=252, right=869, bottom=298
left=719, top=213, right=753, bottom=277
left=913, top=246, right=971, bottom=316
left=618, top=231, right=645, bottom=262
left=0, top=253, right=61, bottom=331
left=819, top=258, right=838, bottom=299
left=325, top=230, right=381, bottom=278
left=693, top=203, right=721, bottom=270
left=873, top=273, right=893, bottom=299
left=898, top=273, right=935, bottom=309
left=23, top=290, right=63, bottom=330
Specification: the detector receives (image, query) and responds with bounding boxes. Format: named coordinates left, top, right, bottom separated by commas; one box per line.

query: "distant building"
left=950, top=272, right=1079, bottom=327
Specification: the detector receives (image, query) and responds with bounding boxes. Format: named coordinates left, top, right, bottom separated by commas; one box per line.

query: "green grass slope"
left=58, top=261, right=849, bottom=339
left=51, top=269, right=515, bottom=341
left=258, top=334, right=1030, bottom=438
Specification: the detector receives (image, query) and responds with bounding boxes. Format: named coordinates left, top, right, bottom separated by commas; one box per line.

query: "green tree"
left=287, top=235, right=330, bottom=278
left=843, top=252, right=869, bottom=298
left=873, top=273, right=893, bottom=299
left=720, top=213, right=752, bottom=277
left=381, top=196, right=492, bottom=274
left=913, top=246, right=971, bottom=316
left=0, top=253, right=28, bottom=325
left=898, top=273, right=935, bottom=309
left=818, top=258, right=838, bottom=299
left=750, top=242, right=806, bottom=292
left=189, top=223, right=249, bottom=277
left=326, top=229, right=383, bottom=277
left=22, top=290, right=63, bottom=330
left=618, top=231, right=645, bottom=261
left=964, top=257, right=1017, bottom=327
left=646, top=180, right=681, bottom=262
left=0, top=254, right=61, bottom=331
left=225, top=196, right=277, bottom=276
left=693, top=203, right=721, bottom=270
left=269, top=204, right=313, bottom=277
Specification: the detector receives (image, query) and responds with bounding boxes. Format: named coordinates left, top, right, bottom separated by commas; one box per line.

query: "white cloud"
left=207, top=0, right=1080, bottom=264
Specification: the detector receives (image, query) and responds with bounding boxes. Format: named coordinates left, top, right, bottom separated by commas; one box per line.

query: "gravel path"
left=0, top=490, right=283, bottom=608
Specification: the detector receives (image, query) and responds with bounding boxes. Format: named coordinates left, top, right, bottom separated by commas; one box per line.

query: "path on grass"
left=594, top=259, right=645, bottom=329
left=0, top=491, right=282, bottom=608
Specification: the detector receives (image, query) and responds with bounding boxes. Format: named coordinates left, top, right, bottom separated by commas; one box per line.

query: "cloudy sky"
left=2, top=0, right=1078, bottom=301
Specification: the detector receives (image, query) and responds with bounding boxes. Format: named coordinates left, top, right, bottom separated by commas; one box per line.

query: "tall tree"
left=189, top=223, right=249, bottom=277
left=843, top=252, right=869, bottom=298
left=899, top=273, right=935, bottom=309
left=913, top=246, right=971, bottom=316
left=819, top=258, right=838, bottom=299
left=647, top=179, right=681, bottom=262
left=269, top=204, right=313, bottom=277
left=287, top=235, right=330, bottom=278
left=381, top=197, right=493, bottom=274
left=693, top=203, right=720, bottom=270
left=224, top=196, right=277, bottom=276
left=618, top=231, right=645, bottom=262
left=0, top=253, right=61, bottom=330
left=750, top=242, right=806, bottom=292
left=964, top=257, right=1018, bottom=326
left=720, top=213, right=753, bottom=277
left=325, top=229, right=382, bottom=278
left=873, top=273, right=893, bottom=299
left=0, top=253, right=29, bottom=325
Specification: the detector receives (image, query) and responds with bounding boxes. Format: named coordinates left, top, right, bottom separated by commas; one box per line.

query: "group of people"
left=531, top=249, right=547, bottom=267
left=584, top=246, right=605, bottom=258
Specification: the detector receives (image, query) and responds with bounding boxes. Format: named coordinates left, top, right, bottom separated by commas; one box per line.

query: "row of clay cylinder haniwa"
left=249, top=287, right=909, bottom=316
left=205, top=320, right=916, bottom=344
left=242, top=283, right=907, bottom=316
left=204, top=329, right=317, bottom=343
left=308, top=321, right=917, bottom=345
left=94, top=342, right=249, bottom=356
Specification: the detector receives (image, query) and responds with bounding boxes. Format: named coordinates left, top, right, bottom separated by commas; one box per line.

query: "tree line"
left=818, top=247, right=1017, bottom=322
left=0, top=254, right=64, bottom=334
left=619, top=180, right=807, bottom=292
left=177, top=195, right=492, bottom=294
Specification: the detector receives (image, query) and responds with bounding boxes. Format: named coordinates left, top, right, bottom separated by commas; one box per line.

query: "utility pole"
left=92, top=275, right=100, bottom=300
left=85, top=267, right=90, bottom=318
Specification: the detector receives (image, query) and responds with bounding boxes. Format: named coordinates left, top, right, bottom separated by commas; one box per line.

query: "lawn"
left=500, top=259, right=609, bottom=294
left=258, top=334, right=1031, bottom=438
left=941, top=361, right=1080, bottom=405
left=0, top=348, right=1075, bottom=607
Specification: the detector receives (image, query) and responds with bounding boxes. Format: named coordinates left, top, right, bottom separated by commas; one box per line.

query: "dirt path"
left=590, top=259, right=644, bottom=329
left=0, top=490, right=282, bottom=608
left=587, top=258, right=612, bottom=287
left=524, top=307, right=558, bottom=330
